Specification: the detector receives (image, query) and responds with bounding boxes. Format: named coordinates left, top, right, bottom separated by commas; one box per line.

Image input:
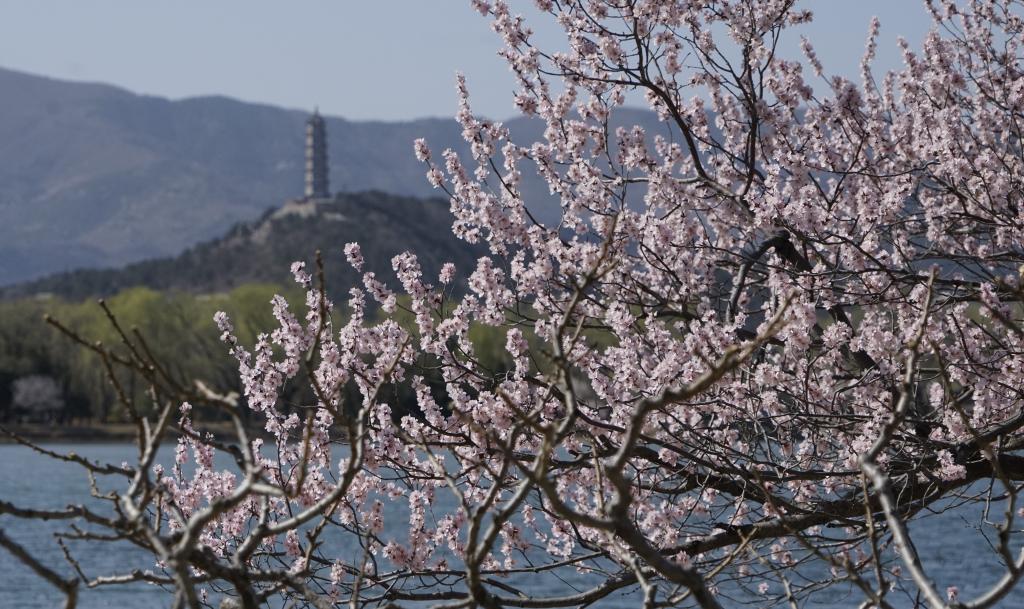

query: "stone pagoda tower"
left=304, top=109, right=330, bottom=200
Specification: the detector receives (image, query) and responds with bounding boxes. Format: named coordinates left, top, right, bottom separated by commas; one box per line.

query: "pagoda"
left=304, top=109, right=330, bottom=200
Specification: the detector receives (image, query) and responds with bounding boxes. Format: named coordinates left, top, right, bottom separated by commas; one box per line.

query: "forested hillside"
left=3, top=191, right=482, bottom=301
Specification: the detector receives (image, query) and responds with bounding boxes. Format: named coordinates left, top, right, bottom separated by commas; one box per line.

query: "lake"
left=0, top=443, right=1020, bottom=608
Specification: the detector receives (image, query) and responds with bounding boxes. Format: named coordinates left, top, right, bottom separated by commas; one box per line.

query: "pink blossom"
left=439, top=262, right=456, bottom=284
left=344, top=242, right=364, bottom=270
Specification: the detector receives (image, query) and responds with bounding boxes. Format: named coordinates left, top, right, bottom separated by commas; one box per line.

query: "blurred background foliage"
left=0, top=284, right=521, bottom=425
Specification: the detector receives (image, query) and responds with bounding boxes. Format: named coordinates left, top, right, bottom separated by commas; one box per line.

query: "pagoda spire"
left=304, top=108, right=330, bottom=200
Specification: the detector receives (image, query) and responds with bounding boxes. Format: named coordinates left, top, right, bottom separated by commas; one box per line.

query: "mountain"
left=1, top=191, right=485, bottom=301
left=0, top=67, right=461, bottom=285
left=0, top=66, right=667, bottom=286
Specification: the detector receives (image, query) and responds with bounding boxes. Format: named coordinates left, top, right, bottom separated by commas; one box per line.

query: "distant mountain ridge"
left=1, top=191, right=483, bottom=301
left=0, top=66, right=665, bottom=285
left=0, top=66, right=460, bottom=285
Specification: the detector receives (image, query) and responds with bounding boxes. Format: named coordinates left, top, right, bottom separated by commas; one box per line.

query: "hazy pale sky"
left=0, top=1, right=931, bottom=121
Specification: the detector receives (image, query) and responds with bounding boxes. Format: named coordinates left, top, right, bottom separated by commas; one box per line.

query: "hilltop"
left=2, top=191, right=483, bottom=301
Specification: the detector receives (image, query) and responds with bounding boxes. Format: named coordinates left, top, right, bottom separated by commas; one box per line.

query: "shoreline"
left=0, top=422, right=245, bottom=444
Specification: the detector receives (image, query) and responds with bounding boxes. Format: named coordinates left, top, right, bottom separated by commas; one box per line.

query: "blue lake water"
left=0, top=443, right=1020, bottom=608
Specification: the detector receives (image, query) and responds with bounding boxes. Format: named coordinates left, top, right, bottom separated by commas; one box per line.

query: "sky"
left=0, top=1, right=933, bottom=122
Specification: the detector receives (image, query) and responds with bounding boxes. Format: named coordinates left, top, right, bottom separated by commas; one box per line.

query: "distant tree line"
left=0, top=284, right=290, bottom=423
left=0, top=283, right=516, bottom=425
